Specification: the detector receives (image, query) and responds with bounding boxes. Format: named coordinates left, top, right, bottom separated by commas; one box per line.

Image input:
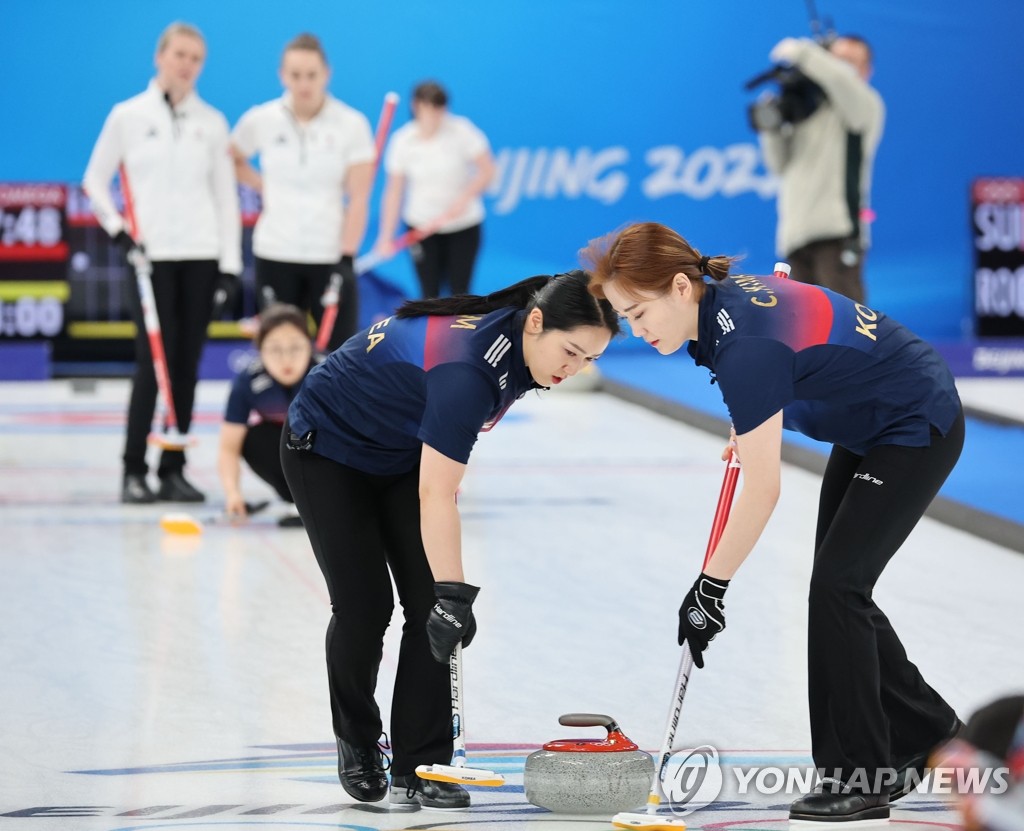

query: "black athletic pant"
left=788, top=237, right=865, bottom=305
left=808, top=407, right=965, bottom=787
left=279, top=428, right=452, bottom=776
left=243, top=422, right=291, bottom=502
left=411, top=223, right=482, bottom=299
left=255, top=257, right=358, bottom=351
left=124, top=259, right=219, bottom=477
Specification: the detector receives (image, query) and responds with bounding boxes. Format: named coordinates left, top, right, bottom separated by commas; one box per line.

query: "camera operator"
left=752, top=36, right=884, bottom=303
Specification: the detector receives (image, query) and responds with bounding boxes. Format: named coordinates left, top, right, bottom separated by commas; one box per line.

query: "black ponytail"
left=396, top=270, right=621, bottom=336
left=396, top=275, right=550, bottom=318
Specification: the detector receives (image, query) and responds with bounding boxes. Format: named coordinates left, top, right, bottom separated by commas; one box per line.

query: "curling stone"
left=524, top=713, right=654, bottom=814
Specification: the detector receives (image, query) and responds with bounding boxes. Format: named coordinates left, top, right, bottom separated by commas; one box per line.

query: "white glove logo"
left=686, top=607, right=707, bottom=629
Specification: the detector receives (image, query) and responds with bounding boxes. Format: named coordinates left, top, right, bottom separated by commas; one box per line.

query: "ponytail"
left=396, top=271, right=620, bottom=336
left=395, top=275, right=550, bottom=318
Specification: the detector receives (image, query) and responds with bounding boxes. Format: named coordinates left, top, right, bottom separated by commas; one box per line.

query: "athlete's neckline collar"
left=511, top=309, right=545, bottom=392
left=687, top=282, right=720, bottom=369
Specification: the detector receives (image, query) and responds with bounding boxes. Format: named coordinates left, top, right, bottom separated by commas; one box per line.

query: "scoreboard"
left=973, top=177, right=1024, bottom=336
left=0, top=181, right=259, bottom=366
left=0, top=184, right=69, bottom=338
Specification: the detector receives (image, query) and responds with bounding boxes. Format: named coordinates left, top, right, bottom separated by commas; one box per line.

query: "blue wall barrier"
left=2, top=0, right=1020, bottom=343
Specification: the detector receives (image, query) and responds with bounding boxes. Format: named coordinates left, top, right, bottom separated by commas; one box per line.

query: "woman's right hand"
left=225, top=493, right=247, bottom=520
left=721, top=426, right=738, bottom=461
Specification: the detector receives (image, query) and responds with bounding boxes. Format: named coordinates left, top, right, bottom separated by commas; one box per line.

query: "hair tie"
left=698, top=255, right=710, bottom=274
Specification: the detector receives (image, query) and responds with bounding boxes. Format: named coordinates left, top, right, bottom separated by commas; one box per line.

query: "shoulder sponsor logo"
left=498, top=371, right=508, bottom=390
left=251, top=374, right=273, bottom=394
left=717, top=309, right=735, bottom=334
left=484, top=334, right=512, bottom=367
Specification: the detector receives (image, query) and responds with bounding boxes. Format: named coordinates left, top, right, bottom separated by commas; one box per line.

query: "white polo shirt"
left=83, top=80, right=242, bottom=275
left=231, top=94, right=376, bottom=264
left=384, top=113, right=490, bottom=233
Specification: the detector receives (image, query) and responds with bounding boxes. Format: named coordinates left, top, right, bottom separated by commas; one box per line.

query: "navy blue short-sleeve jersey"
left=687, top=276, right=961, bottom=454
left=224, top=355, right=322, bottom=426
left=287, top=307, right=537, bottom=475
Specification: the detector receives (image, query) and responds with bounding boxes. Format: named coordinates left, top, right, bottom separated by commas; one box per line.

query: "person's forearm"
left=460, top=153, right=496, bottom=203
left=217, top=449, right=243, bottom=500
left=233, top=158, right=263, bottom=192
left=212, top=139, right=242, bottom=275
left=377, top=178, right=403, bottom=242
left=83, top=122, right=125, bottom=237
left=420, top=492, right=463, bottom=582
left=702, top=484, right=779, bottom=580
left=341, top=198, right=369, bottom=256
left=758, top=130, right=790, bottom=174
left=462, top=166, right=493, bottom=199
left=794, top=42, right=880, bottom=130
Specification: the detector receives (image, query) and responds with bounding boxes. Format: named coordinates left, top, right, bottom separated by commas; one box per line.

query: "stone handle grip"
left=558, top=713, right=620, bottom=733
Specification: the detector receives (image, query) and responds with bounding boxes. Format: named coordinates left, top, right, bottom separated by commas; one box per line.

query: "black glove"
left=212, top=272, right=241, bottom=319
left=337, top=254, right=355, bottom=282
left=678, top=572, right=730, bottom=669
left=426, top=581, right=479, bottom=663
left=112, top=229, right=140, bottom=255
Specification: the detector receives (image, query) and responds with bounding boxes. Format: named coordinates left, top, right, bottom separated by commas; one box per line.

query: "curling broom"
left=612, top=450, right=741, bottom=830
left=119, top=165, right=190, bottom=451
left=415, top=642, right=504, bottom=787
left=316, top=91, right=399, bottom=352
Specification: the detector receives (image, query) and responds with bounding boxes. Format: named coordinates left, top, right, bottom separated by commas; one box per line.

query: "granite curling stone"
left=524, top=713, right=654, bottom=814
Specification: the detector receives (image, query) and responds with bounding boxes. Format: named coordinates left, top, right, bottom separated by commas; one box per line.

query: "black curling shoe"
left=157, top=471, right=206, bottom=503
left=889, top=717, right=965, bottom=802
left=122, top=474, right=157, bottom=504
left=336, top=737, right=388, bottom=802
left=790, top=784, right=889, bottom=824
left=390, top=773, right=470, bottom=809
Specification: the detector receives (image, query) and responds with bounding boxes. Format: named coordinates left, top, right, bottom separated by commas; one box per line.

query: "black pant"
left=255, top=257, right=358, bottom=351
left=279, top=429, right=452, bottom=776
left=124, top=259, right=219, bottom=477
left=787, top=237, right=865, bottom=305
left=243, top=421, right=291, bottom=501
left=411, top=223, right=481, bottom=298
left=808, top=407, right=965, bottom=786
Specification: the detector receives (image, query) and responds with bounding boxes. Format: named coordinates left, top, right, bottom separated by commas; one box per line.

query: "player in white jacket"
left=374, top=81, right=494, bottom=299
left=230, top=33, right=375, bottom=351
left=83, top=21, right=242, bottom=504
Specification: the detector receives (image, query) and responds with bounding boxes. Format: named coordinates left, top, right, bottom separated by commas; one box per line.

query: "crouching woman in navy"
left=280, top=271, right=618, bottom=808
left=218, top=303, right=320, bottom=526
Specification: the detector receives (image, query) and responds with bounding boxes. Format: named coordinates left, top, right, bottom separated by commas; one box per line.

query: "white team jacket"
left=231, top=94, right=376, bottom=264
left=83, top=80, right=242, bottom=275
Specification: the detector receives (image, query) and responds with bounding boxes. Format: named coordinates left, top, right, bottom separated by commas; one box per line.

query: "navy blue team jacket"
left=225, top=355, right=322, bottom=426
left=287, top=307, right=538, bottom=475
left=687, top=275, right=961, bottom=454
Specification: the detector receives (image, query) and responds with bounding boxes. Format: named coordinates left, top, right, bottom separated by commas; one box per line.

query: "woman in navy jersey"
left=281, top=271, right=618, bottom=809
left=582, top=222, right=965, bottom=825
left=218, top=304, right=319, bottom=527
